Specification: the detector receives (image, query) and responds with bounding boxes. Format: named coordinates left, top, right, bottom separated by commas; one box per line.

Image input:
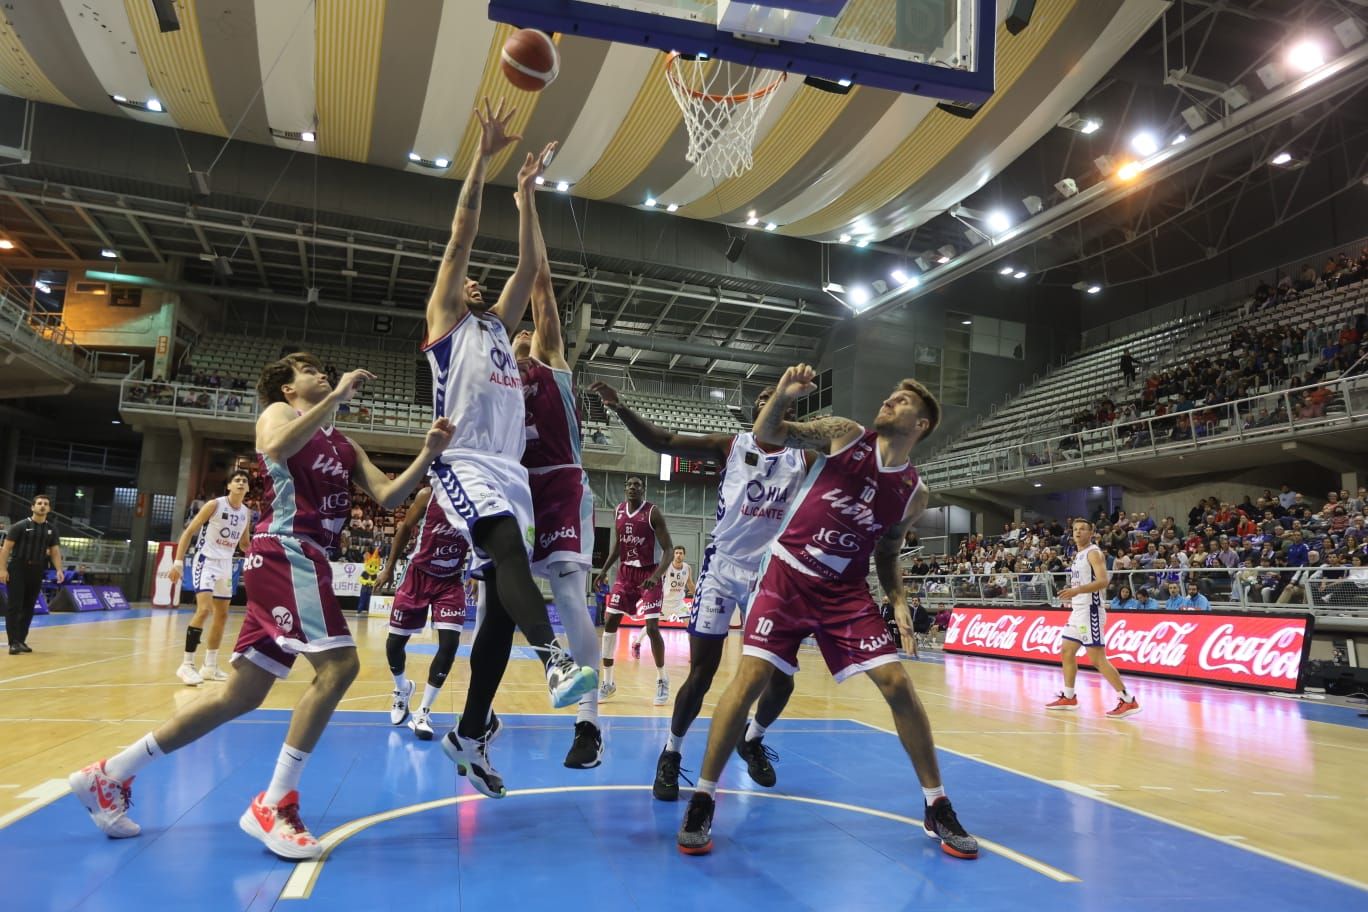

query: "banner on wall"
left=943, top=605, right=1314, bottom=692
left=94, top=587, right=131, bottom=610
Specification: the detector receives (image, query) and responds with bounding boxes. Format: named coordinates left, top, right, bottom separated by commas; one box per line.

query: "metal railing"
left=920, top=369, right=1368, bottom=489
left=57, top=537, right=134, bottom=575
left=0, top=292, right=93, bottom=375
left=903, top=565, right=1368, bottom=617
left=0, top=487, right=104, bottom=540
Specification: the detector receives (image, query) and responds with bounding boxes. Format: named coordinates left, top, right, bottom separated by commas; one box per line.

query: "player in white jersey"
left=590, top=383, right=811, bottom=801
left=422, top=99, right=595, bottom=799
left=1046, top=518, right=1140, bottom=718
left=631, top=546, right=693, bottom=655
left=167, top=469, right=253, bottom=685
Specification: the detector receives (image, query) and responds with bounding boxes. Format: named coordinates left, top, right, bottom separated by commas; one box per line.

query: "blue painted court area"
left=4, top=712, right=1363, bottom=911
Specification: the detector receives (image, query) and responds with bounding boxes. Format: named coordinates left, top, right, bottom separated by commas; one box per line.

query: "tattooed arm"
left=752, top=363, right=863, bottom=454
left=424, top=99, right=520, bottom=345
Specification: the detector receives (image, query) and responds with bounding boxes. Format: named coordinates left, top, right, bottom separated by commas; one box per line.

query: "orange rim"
left=664, top=52, right=786, bottom=103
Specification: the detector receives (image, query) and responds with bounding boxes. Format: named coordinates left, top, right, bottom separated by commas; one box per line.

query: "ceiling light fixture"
left=838, top=233, right=851, bottom=243
left=821, top=281, right=846, bottom=294
left=999, top=266, right=1014, bottom=275
left=1130, top=130, right=1160, bottom=156
left=0, top=239, right=13, bottom=251
left=666, top=203, right=679, bottom=212
left=145, top=98, right=163, bottom=112
left=100, top=248, right=118, bottom=259
left=556, top=181, right=569, bottom=192
left=849, top=286, right=871, bottom=306
left=1117, top=160, right=1143, bottom=181
left=644, top=197, right=657, bottom=207
left=855, top=239, right=869, bottom=248
left=535, top=176, right=545, bottom=185
left=1013, top=270, right=1027, bottom=279
left=434, top=157, right=450, bottom=168
left=891, top=269, right=909, bottom=285
left=746, top=210, right=759, bottom=226
left=1087, top=285, right=1102, bottom=295
left=986, top=209, right=1011, bottom=233
left=764, top=222, right=777, bottom=231
left=1270, top=151, right=1293, bottom=166
left=408, top=152, right=421, bottom=162
left=1287, top=39, right=1325, bottom=73
left=300, top=131, right=315, bottom=143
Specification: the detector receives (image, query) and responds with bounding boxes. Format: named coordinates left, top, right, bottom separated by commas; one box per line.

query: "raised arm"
left=168, top=500, right=219, bottom=586
left=492, top=143, right=556, bottom=336
left=645, top=507, right=673, bottom=586
left=256, top=368, right=375, bottom=462
left=528, top=217, right=567, bottom=370
left=350, top=419, right=454, bottom=510
left=426, top=99, right=522, bottom=344
left=375, top=487, right=431, bottom=591
left=590, top=381, right=733, bottom=460
left=753, top=363, right=862, bottom=454
left=876, top=480, right=930, bottom=646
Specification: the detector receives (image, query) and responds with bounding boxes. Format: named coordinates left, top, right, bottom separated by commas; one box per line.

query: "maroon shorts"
left=742, top=555, right=900, bottom=682
left=606, top=563, right=663, bottom=619
left=232, top=536, right=354, bottom=679
left=528, top=466, right=594, bottom=577
left=389, top=564, right=467, bottom=634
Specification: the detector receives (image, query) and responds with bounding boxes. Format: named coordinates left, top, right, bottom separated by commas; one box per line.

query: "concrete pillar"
left=1341, top=471, right=1360, bottom=494
left=127, top=429, right=183, bottom=600
left=0, top=426, right=18, bottom=493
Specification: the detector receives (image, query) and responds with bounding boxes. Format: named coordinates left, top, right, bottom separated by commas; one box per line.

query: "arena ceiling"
left=0, top=0, right=1165, bottom=244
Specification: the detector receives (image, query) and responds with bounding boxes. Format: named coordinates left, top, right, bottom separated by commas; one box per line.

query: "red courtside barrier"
left=943, top=606, right=1315, bottom=693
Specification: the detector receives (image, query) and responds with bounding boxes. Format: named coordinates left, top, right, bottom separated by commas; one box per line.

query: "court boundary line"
left=848, top=718, right=1368, bottom=894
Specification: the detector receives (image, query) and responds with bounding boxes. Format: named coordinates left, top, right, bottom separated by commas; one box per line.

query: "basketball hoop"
left=664, top=52, right=786, bottom=179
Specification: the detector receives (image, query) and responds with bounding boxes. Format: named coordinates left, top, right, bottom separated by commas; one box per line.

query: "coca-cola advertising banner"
left=944, top=606, right=1314, bottom=692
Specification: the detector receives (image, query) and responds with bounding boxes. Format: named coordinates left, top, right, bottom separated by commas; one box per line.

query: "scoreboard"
left=659, top=453, right=720, bottom=481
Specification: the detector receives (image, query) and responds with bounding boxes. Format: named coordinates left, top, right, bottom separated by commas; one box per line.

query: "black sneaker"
left=923, top=797, right=978, bottom=859
left=18, top=643, right=32, bottom=653
left=676, top=791, right=714, bottom=855
left=736, top=736, right=778, bottom=787
left=7, top=644, right=20, bottom=655
left=653, top=748, right=683, bottom=801
left=564, top=720, right=604, bottom=769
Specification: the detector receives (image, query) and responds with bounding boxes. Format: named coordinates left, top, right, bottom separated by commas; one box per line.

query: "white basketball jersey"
left=1070, top=544, right=1103, bottom=611
left=196, top=497, right=251, bottom=560
left=662, top=562, right=692, bottom=610
left=710, top=433, right=807, bottom=569
left=424, top=311, right=525, bottom=461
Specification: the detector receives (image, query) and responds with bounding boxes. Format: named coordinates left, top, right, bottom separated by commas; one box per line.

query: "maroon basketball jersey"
left=408, top=495, right=470, bottom=579
left=773, top=428, right=920, bottom=583
left=518, top=357, right=581, bottom=469
left=615, top=500, right=659, bottom=568
left=256, top=426, right=356, bottom=552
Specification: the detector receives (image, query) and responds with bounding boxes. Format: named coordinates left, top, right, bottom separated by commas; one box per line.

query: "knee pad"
left=385, top=633, right=410, bottom=676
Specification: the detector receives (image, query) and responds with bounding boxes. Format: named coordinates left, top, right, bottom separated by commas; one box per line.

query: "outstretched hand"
left=589, top=381, right=621, bottom=409
left=517, top=141, right=557, bottom=194
left=476, top=98, right=521, bottom=158
left=776, top=363, right=818, bottom=401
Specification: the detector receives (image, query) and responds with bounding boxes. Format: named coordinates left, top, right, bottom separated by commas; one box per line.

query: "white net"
left=664, top=53, right=786, bottom=179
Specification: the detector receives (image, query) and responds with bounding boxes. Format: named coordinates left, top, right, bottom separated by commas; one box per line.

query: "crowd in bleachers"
left=904, top=484, right=1368, bottom=610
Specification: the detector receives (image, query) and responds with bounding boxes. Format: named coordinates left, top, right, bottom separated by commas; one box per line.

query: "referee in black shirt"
left=2, top=494, right=65, bottom=654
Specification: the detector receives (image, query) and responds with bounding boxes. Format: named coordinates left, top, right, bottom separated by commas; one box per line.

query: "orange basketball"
left=501, top=29, right=559, bottom=92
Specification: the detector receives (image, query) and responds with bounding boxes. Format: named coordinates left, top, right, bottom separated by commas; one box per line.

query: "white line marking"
left=0, top=779, right=70, bottom=830
left=1048, top=780, right=1108, bottom=800
left=1251, top=791, right=1285, bottom=797
left=1192, top=788, right=1227, bottom=793
left=0, top=784, right=20, bottom=789
left=1304, top=794, right=1340, bottom=799
left=1087, top=784, right=1121, bottom=790
left=1139, top=786, right=1174, bottom=791
left=847, top=718, right=1368, bottom=893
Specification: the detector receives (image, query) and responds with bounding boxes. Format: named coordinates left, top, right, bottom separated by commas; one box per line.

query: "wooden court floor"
left=1, top=607, right=1365, bottom=910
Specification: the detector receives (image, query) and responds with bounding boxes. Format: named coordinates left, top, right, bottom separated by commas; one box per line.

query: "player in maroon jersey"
left=676, top=364, right=978, bottom=860
left=595, top=477, right=674, bottom=705
left=69, top=353, right=453, bottom=860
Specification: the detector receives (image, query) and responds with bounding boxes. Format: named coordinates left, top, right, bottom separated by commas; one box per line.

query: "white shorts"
left=1064, top=597, right=1106, bottom=648
left=191, top=554, right=234, bottom=599
left=430, top=452, right=535, bottom=575
left=688, top=546, right=757, bottom=639
left=661, top=594, right=688, bottom=622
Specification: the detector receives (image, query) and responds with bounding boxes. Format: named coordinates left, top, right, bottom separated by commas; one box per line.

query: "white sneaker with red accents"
left=239, top=791, right=322, bottom=860
left=68, top=761, right=141, bottom=838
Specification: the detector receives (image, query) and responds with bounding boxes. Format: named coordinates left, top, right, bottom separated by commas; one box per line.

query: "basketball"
left=501, top=29, right=559, bottom=92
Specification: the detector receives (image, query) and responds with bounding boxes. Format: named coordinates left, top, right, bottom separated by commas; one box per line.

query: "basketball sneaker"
left=68, top=761, right=140, bottom=838
left=409, top=708, right=435, bottom=741
left=736, top=736, right=778, bottom=788
left=390, top=679, right=415, bottom=725
left=563, top=720, right=604, bottom=769
left=652, top=748, right=684, bottom=801
left=1106, top=696, right=1141, bottom=719
left=239, top=791, right=322, bottom=860
left=598, top=680, right=617, bottom=702
left=200, top=665, right=228, bottom=682
left=545, top=644, right=597, bottom=709
left=923, top=797, right=978, bottom=859
left=176, top=663, right=203, bottom=686
left=484, top=710, right=504, bottom=743
left=1045, top=693, right=1078, bottom=711
left=676, top=791, right=715, bottom=855
left=653, top=677, right=670, bottom=706
left=442, top=728, right=505, bottom=798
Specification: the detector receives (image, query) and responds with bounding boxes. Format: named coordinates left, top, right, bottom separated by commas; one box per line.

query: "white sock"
left=657, top=665, right=668, bottom=682
left=420, top=683, right=441, bottom=713
left=665, top=732, right=684, bottom=753
left=182, top=653, right=195, bottom=666
left=696, top=778, right=717, bottom=797
left=549, top=564, right=599, bottom=723
left=745, top=719, right=767, bottom=742
left=392, top=672, right=409, bottom=692
left=1063, top=686, right=1076, bottom=698
left=576, top=695, right=599, bottom=726
left=1120, top=690, right=1134, bottom=702
left=264, top=744, right=311, bottom=804
left=105, top=733, right=163, bottom=781
left=603, top=664, right=615, bottom=686
left=922, top=785, right=946, bottom=804
left=204, top=649, right=219, bottom=668
left=600, top=632, right=615, bottom=664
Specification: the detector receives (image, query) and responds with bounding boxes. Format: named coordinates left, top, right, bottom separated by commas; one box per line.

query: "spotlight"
left=822, top=281, right=846, bottom=293
left=1270, top=151, right=1292, bottom=166
left=1171, top=133, right=1187, bottom=145
left=100, top=248, right=118, bottom=258
left=556, top=181, right=569, bottom=192
left=434, top=157, right=449, bottom=168
left=112, top=94, right=127, bottom=103
left=1130, top=131, right=1159, bottom=156
left=764, top=223, right=777, bottom=231
left=1287, top=39, right=1325, bottom=73
left=1057, top=112, right=1101, bottom=134
left=408, top=152, right=421, bottom=162
left=35, top=280, right=50, bottom=293
left=1117, top=160, right=1143, bottom=181
left=839, top=233, right=851, bottom=243
left=301, top=131, right=315, bottom=143
left=0, top=239, right=13, bottom=251
left=1013, top=270, right=1027, bottom=279
left=746, top=211, right=759, bottom=226
left=849, top=286, right=871, bottom=306
left=644, top=197, right=657, bottom=207
left=855, top=239, right=869, bottom=248
left=999, top=266, right=1014, bottom=275
left=535, top=176, right=546, bottom=185
left=1054, top=178, right=1078, bottom=198
left=145, top=98, right=163, bottom=112
left=891, top=269, right=909, bottom=285
left=986, top=210, right=1011, bottom=233
left=1022, top=195, right=1043, bottom=215
left=871, top=280, right=888, bottom=294
left=1222, top=85, right=1251, bottom=109
left=960, top=319, right=972, bottom=325
left=937, top=245, right=955, bottom=263
left=1032, top=482, right=1043, bottom=488
left=1080, top=119, right=1101, bottom=135
left=1087, top=285, right=1102, bottom=295
left=666, top=203, right=679, bottom=212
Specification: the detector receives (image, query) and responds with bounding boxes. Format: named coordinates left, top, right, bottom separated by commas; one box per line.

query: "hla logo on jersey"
left=489, top=344, right=520, bottom=389
left=312, top=453, right=349, bottom=479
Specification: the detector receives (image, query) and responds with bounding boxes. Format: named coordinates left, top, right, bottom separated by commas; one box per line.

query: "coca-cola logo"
left=1107, top=619, right=1198, bottom=668
left=1197, top=623, right=1303, bottom=680
left=958, top=613, right=1024, bottom=651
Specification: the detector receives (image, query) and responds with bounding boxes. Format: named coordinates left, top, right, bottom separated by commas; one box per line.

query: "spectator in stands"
left=1120, top=350, right=1139, bottom=384
left=1133, top=588, right=1157, bottom=611
left=1276, top=551, right=1323, bottom=605
left=1163, top=582, right=1185, bottom=611
left=1110, top=585, right=1138, bottom=611
left=1181, top=582, right=1211, bottom=611
left=1285, top=531, right=1310, bottom=567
